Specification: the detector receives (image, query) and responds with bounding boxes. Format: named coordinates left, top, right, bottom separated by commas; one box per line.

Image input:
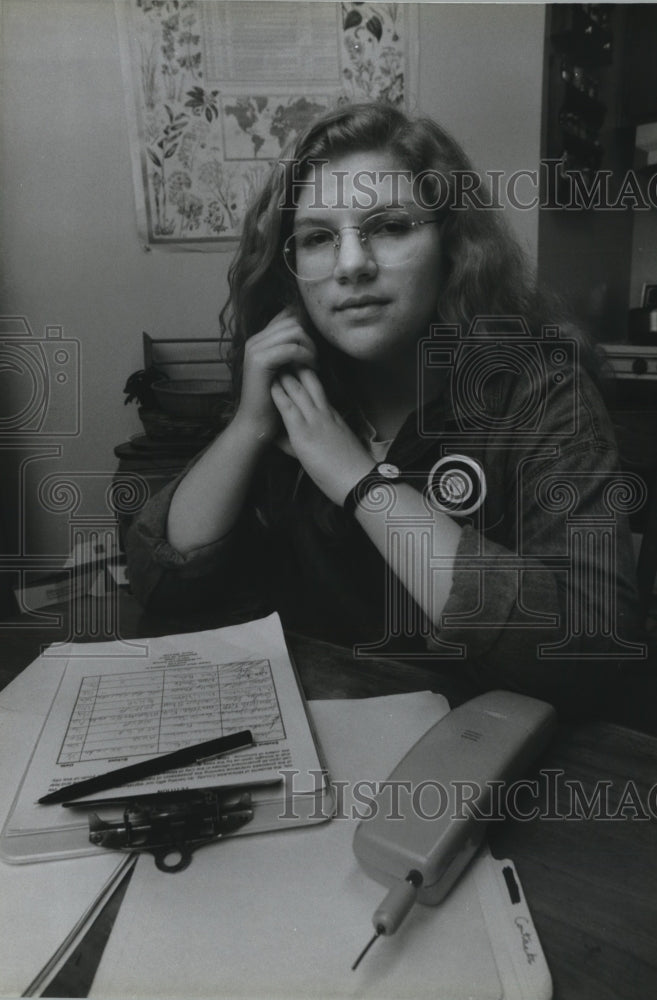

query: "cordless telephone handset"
left=351, top=690, right=557, bottom=969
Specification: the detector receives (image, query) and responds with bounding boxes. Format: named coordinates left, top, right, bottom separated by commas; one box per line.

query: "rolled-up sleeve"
left=426, top=379, right=643, bottom=706
left=125, top=468, right=265, bottom=615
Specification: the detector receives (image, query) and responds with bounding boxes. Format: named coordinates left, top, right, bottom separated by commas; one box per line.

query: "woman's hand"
left=234, top=308, right=318, bottom=444
left=270, top=369, right=373, bottom=505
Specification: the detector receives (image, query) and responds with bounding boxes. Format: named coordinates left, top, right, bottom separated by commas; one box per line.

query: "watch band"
left=343, top=462, right=402, bottom=516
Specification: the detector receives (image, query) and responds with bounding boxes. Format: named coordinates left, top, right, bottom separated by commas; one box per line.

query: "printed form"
left=3, top=614, right=321, bottom=842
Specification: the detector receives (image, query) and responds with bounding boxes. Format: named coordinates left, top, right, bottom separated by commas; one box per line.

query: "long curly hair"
left=219, top=101, right=586, bottom=409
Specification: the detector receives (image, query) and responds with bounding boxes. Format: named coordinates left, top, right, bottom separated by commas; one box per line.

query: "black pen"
left=60, top=776, right=282, bottom=810
left=38, top=729, right=254, bottom=805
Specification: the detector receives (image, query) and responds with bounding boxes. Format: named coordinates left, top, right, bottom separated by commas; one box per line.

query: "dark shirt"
left=125, top=353, right=643, bottom=715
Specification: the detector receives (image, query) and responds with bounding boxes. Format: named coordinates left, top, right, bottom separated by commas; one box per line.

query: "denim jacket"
left=125, top=351, right=642, bottom=713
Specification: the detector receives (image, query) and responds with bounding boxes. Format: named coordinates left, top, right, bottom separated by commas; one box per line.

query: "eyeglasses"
left=283, top=209, right=440, bottom=281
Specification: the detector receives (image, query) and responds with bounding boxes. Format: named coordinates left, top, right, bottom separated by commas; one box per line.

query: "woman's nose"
left=332, top=228, right=377, bottom=281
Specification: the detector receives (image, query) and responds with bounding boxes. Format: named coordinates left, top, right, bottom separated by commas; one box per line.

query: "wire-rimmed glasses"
left=283, top=209, right=441, bottom=281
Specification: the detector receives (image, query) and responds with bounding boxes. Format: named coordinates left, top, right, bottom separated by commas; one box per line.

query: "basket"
left=151, top=379, right=231, bottom=421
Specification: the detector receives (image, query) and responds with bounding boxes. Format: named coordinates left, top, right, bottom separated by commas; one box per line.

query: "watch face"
left=377, top=462, right=401, bottom=480
left=426, top=454, right=486, bottom=516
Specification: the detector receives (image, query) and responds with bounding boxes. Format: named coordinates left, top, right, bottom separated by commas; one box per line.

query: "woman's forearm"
left=353, top=483, right=462, bottom=626
left=166, top=415, right=267, bottom=555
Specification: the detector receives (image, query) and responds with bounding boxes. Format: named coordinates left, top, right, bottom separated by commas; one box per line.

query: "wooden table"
left=2, top=590, right=656, bottom=999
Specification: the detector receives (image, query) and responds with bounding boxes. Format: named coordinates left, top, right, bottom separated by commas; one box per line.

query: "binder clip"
left=87, top=790, right=254, bottom=872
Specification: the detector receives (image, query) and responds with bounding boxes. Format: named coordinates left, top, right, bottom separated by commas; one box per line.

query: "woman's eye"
left=299, top=230, right=334, bottom=250
left=368, top=216, right=412, bottom=238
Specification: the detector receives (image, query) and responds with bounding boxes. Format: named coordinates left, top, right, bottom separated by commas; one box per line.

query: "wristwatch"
left=343, top=462, right=402, bottom=516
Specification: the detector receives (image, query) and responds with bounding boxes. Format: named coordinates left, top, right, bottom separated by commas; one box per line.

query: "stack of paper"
left=91, top=694, right=552, bottom=999
left=0, top=651, right=127, bottom=997
left=1, top=614, right=331, bottom=863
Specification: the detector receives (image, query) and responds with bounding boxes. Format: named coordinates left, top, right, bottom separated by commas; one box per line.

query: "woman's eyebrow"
left=293, top=215, right=335, bottom=230
left=293, top=204, right=416, bottom=229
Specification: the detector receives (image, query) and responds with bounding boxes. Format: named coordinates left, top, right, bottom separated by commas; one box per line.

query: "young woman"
left=126, top=102, right=641, bottom=713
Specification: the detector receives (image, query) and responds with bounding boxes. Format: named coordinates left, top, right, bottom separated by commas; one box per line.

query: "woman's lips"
left=335, top=296, right=391, bottom=312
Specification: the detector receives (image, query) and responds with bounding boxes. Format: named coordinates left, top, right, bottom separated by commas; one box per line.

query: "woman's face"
left=292, top=151, right=443, bottom=368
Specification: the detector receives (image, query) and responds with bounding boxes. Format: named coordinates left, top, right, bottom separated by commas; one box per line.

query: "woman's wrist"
left=228, top=411, right=275, bottom=453
left=333, top=457, right=381, bottom=508
left=342, top=462, right=402, bottom=515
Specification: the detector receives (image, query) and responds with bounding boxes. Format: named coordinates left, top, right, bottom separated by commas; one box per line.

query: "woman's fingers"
left=241, top=309, right=325, bottom=442
left=277, top=372, right=316, bottom=421
left=296, top=367, right=328, bottom=410
left=270, top=379, right=294, bottom=418
left=247, top=309, right=317, bottom=355
left=256, top=342, right=317, bottom=375
left=273, top=369, right=336, bottom=430
left=247, top=323, right=311, bottom=352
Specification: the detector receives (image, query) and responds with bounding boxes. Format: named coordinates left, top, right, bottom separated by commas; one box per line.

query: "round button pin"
left=426, top=454, right=486, bottom=516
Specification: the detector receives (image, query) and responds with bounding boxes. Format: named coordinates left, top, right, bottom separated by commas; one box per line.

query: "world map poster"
left=118, top=0, right=416, bottom=247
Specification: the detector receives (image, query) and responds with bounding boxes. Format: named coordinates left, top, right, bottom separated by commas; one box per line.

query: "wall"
left=0, top=0, right=545, bottom=564
left=418, top=2, right=544, bottom=263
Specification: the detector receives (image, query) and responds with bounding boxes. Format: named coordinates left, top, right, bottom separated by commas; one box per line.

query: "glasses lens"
left=362, top=211, right=419, bottom=267
left=284, top=228, right=335, bottom=280
left=283, top=211, right=425, bottom=280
